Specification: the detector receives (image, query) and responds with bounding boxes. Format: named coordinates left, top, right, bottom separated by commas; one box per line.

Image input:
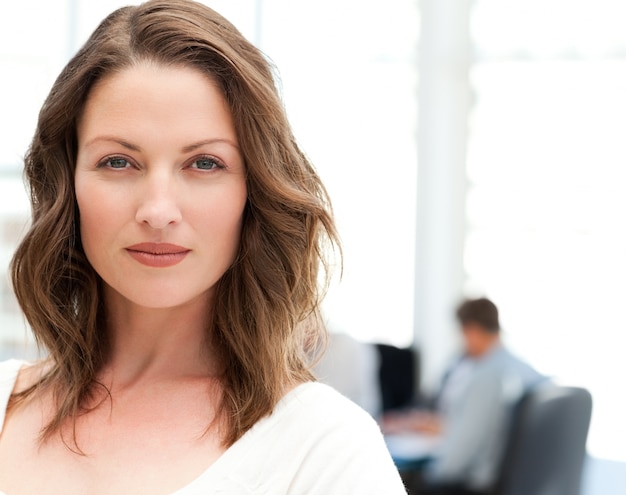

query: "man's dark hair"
left=456, top=297, right=500, bottom=333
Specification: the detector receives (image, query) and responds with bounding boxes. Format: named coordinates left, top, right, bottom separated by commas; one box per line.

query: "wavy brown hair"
left=10, top=0, right=339, bottom=447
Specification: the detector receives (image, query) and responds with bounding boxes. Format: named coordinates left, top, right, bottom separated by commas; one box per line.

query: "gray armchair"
left=494, top=383, right=593, bottom=495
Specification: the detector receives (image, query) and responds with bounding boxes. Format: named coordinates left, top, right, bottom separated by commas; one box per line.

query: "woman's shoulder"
left=206, top=381, right=406, bottom=494
left=0, top=359, right=28, bottom=392
left=0, top=359, right=48, bottom=421
left=224, top=381, right=381, bottom=459
left=0, top=359, right=47, bottom=391
left=0, top=359, right=29, bottom=432
left=220, top=381, right=385, bottom=462
left=275, top=381, right=378, bottom=431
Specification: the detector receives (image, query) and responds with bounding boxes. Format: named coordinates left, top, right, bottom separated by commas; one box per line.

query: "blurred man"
left=383, top=298, right=544, bottom=494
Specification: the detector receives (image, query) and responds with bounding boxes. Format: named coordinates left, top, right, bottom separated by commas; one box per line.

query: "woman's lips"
left=125, top=243, right=190, bottom=268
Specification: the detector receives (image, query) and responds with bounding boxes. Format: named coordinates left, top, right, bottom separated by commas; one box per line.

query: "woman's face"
left=75, top=63, right=247, bottom=311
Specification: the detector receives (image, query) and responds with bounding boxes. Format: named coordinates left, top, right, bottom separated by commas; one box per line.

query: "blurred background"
left=1, top=1, right=625, bottom=492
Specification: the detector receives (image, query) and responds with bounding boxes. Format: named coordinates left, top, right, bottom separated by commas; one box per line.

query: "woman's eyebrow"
left=82, top=136, right=240, bottom=153
left=83, top=136, right=142, bottom=151
left=181, top=138, right=240, bottom=153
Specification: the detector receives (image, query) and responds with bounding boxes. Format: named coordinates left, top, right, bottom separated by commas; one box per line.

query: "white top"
left=0, top=359, right=406, bottom=494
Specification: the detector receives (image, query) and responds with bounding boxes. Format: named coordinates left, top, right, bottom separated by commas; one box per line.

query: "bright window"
left=467, top=0, right=626, bottom=462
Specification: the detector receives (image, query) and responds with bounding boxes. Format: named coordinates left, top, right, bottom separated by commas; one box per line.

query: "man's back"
left=427, top=344, right=544, bottom=490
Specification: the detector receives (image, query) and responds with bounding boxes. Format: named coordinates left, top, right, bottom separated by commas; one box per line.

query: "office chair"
left=494, top=383, right=593, bottom=495
left=411, top=384, right=592, bottom=495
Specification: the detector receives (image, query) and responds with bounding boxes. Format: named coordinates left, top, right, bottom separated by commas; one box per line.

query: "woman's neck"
left=101, top=288, right=221, bottom=390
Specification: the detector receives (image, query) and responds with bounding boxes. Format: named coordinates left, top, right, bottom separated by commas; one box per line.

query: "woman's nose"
left=134, top=171, right=183, bottom=229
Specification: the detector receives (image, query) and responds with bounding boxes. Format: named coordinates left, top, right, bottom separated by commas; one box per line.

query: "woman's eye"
left=190, top=157, right=223, bottom=171
left=99, top=157, right=130, bottom=169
